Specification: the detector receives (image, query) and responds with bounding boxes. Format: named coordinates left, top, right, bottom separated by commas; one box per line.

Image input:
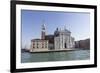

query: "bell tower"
left=41, top=23, right=46, bottom=39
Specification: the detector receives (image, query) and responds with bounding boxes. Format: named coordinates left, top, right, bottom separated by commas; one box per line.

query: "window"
left=37, top=42, right=38, bottom=48
left=33, top=46, right=34, bottom=48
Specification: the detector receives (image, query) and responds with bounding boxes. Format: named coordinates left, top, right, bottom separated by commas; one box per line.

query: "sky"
left=21, top=10, right=90, bottom=49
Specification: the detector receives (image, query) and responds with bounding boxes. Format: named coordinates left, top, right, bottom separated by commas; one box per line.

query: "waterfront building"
left=30, top=39, right=48, bottom=52
left=30, top=24, right=49, bottom=52
left=30, top=23, right=75, bottom=52
left=54, top=27, right=75, bottom=50
left=75, top=38, right=90, bottom=49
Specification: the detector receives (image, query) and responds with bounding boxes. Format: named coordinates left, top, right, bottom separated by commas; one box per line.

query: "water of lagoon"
left=21, top=49, right=90, bottom=63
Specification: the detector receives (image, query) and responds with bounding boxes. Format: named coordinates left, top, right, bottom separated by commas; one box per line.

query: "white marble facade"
left=54, top=28, right=75, bottom=50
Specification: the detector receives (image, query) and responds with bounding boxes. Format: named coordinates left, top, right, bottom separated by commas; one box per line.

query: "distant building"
left=75, top=38, right=90, bottom=49
left=54, top=28, right=75, bottom=49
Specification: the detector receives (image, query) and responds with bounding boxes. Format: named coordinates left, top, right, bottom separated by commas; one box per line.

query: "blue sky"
left=21, top=10, right=90, bottom=48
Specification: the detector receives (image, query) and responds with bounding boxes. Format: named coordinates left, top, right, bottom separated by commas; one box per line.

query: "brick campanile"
left=41, top=24, right=46, bottom=39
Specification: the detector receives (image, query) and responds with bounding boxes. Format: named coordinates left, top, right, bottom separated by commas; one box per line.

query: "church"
left=30, top=23, right=75, bottom=52
left=54, top=27, right=75, bottom=50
